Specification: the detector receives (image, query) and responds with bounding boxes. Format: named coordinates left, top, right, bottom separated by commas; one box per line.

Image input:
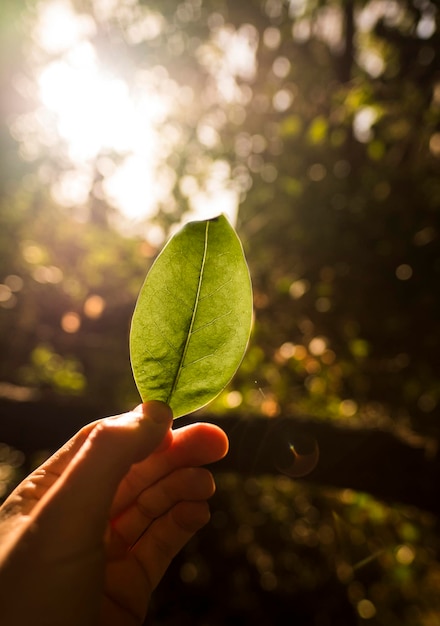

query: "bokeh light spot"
left=272, top=56, right=291, bottom=78
left=279, top=342, right=296, bottom=359
left=22, top=242, right=46, bottom=264
left=309, top=337, right=327, bottom=356
left=357, top=599, right=376, bottom=619
left=0, top=285, right=13, bottom=303
left=83, top=294, right=106, bottom=319
left=273, top=89, right=294, bottom=112
left=33, top=265, right=63, bottom=284
left=263, top=26, right=281, bottom=49
left=396, top=544, right=415, bottom=565
left=339, top=399, right=358, bottom=417
left=289, top=279, right=310, bottom=299
left=180, top=561, right=198, bottom=583
left=225, top=390, right=243, bottom=408
left=315, top=297, right=331, bottom=312
left=61, top=311, right=81, bottom=333
left=396, top=264, right=413, bottom=280
left=4, top=275, right=24, bottom=292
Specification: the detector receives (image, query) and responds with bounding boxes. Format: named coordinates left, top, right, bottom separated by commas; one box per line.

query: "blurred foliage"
left=1, top=0, right=440, bottom=624
left=153, top=475, right=440, bottom=625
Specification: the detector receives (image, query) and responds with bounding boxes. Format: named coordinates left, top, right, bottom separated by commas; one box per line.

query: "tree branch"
left=0, top=399, right=438, bottom=515
left=181, top=413, right=438, bottom=515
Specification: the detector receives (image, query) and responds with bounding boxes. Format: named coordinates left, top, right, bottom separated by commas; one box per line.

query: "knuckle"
left=89, top=421, right=120, bottom=448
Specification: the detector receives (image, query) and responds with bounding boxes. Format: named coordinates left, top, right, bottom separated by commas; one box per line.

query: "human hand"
left=0, top=401, right=228, bottom=626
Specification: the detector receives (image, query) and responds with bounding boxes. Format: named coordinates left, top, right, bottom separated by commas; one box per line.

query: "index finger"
left=110, top=422, right=229, bottom=518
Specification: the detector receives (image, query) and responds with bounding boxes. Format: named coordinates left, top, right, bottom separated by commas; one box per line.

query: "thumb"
left=34, top=401, right=173, bottom=543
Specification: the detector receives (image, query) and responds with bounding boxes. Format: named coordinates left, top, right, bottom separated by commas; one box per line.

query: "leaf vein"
left=140, top=344, right=175, bottom=377
left=151, top=316, right=180, bottom=354
left=182, top=352, right=215, bottom=369
left=163, top=283, right=193, bottom=312
left=199, top=278, right=233, bottom=301
left=166, top=221, right=210, bottom=402
left=192, top=310, right=232, bottom=334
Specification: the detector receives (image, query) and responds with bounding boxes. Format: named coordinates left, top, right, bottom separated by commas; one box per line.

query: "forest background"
left=1, top=0, right=440, bottom=624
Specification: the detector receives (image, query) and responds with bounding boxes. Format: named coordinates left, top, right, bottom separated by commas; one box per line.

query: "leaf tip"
left=208, top=214, right=222, bottom=223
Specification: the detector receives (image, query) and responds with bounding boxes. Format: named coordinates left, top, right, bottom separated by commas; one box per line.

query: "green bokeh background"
left=1, top=1, right=439, bottom=624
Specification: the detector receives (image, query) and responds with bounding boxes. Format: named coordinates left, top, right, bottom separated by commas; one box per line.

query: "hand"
left=0, top=401, right=228, bottom=626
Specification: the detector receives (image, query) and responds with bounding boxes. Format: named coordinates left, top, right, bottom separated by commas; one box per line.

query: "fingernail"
left=142, top=400, right=173, bottom=424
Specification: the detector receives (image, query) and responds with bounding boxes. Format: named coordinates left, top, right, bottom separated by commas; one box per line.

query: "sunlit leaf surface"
left=130, top=215, right=253, bottom=417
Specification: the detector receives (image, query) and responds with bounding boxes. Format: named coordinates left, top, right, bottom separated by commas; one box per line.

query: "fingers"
left=131, top=500, right=211, bottom=594
left=101, top=501, right=211, bottom=625
left=111, top=422, right=229, bottom=518
left=32, top=402, right=173, bottom=543
left=102, top=488, right=214, bottom=623
left=111, top=467, right=215, bottom=549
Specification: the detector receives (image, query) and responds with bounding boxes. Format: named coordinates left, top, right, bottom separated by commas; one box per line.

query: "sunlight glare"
left=36, top=36, right=175, bottom=220
left=103, top=156, right=176, bottom=220
left=33, top=0, right=96, bottom=54
left=19, top=0, right=242, bottom=227
left=39, top=44, right=148, bottom=162
left=30, top=0, right=178, bottom=222
left=181, top=160, right=239, bottom=225
left=187, top=188, right=239, bottom=225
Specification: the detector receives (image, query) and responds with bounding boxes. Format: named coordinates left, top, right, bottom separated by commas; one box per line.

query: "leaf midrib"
left=166, top=220, right=210, bottom=403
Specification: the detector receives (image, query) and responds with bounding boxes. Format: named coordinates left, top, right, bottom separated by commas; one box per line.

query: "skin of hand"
left=0, top=401, right=228, bottom=626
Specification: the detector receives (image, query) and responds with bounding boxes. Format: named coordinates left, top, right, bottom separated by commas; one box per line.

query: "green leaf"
left=130, top=214, right=253, bottom=418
